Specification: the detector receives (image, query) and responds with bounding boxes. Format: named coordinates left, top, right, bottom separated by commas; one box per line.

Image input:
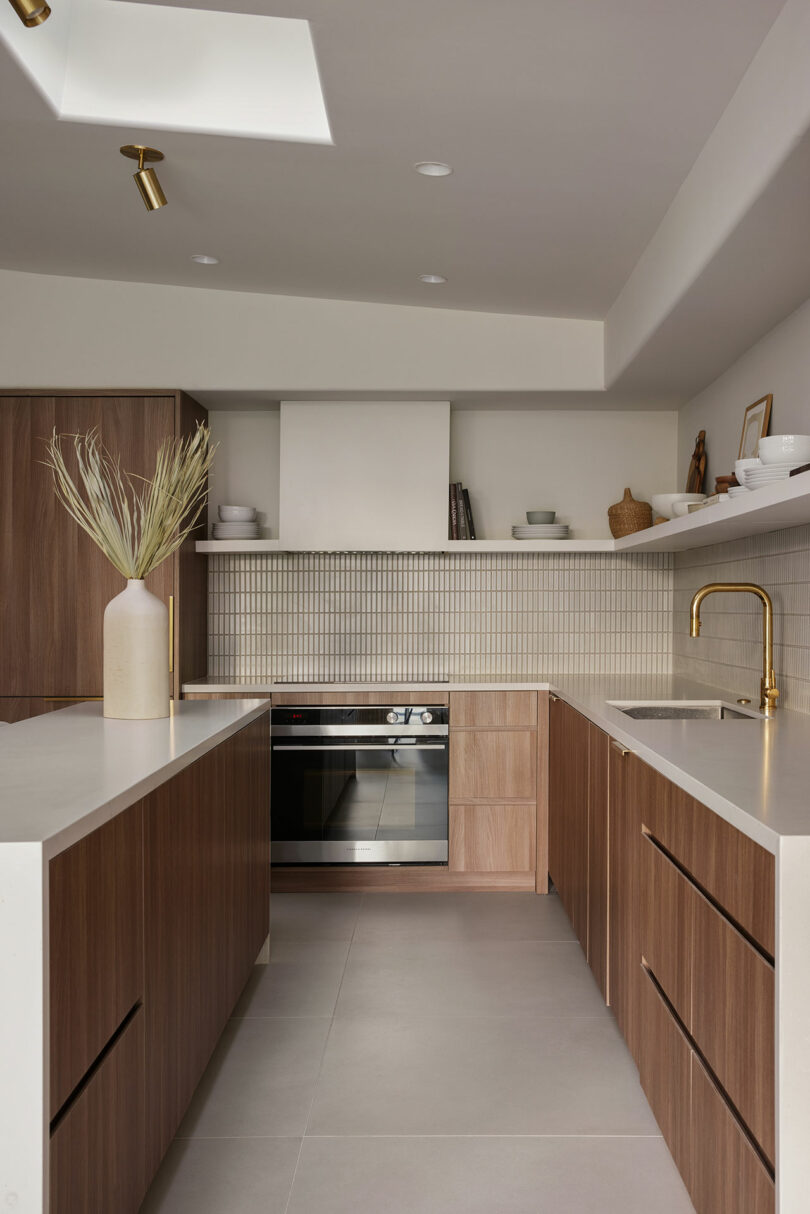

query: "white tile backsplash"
left=208, top=551, right=673, bottom=682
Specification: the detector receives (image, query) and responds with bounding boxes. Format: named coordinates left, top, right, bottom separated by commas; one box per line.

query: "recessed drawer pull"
left=610, top=740, right=631, bottom=757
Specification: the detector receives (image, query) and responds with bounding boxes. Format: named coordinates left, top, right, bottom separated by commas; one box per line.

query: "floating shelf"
left=196, top=474, right=810, bottom=556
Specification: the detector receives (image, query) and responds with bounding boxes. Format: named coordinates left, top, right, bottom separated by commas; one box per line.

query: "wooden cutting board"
left=686, top=430, right=706, bottom=494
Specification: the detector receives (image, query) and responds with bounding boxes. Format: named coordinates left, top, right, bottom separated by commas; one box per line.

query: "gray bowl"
left=526, top=510, right=556, bottom=524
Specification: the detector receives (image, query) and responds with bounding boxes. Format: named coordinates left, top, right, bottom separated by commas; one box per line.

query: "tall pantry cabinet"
left=0, top=392, right=208, bottom=722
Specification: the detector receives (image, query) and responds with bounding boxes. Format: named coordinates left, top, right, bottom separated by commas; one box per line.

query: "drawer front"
left=638, top=968, right=691, bottom=1188
left=586, top=724, right=609, bottom=1001
left=50, top=1009, right=146, bottom=1214
left=640, top=836, right=693, bottom=1027
left=450, top=730, right=537, bottom=801
left=642, top=782, right=774, bottom=957
left=449, top=803, right=536, bottom=872
left=49, top=802, right=144, bottom=1118
left=690, top=1057, right=774, bottom=1214
left=272, top=691, right=449, bottom=706
left=450, top=691, right=537, bottom=729
left=691, top=890, right=775, bottom=1164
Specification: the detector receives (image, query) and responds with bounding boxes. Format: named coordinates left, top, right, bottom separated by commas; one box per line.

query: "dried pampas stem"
left=43, top=424, right=215, bottom=580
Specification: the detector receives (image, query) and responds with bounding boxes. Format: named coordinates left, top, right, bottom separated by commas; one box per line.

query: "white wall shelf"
left=197, top=475, right=810, bottom=555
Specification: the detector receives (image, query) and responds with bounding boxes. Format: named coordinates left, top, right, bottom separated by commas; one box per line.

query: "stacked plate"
left=727, top=485, right=749, bottom=499
left=741, top=464, right=803, bottom=491
left=512, top=523, right=570, bottom=540
left=212, top=505, right=260, bottom=540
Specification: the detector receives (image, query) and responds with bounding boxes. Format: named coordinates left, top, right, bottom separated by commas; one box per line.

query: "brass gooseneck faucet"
left=689, top=583, right=779, bottom=714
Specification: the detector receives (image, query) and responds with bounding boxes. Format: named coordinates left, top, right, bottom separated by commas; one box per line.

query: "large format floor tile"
left=234, top=939, right=350, bottom=1018
left=286, top=1135, right=694, bottom=1214
left=352, top=891, right=576, bottom=943
left=308, top=1013, right=659, bottom=1136
left=141, top=1137, right=301, bottom=1214
left=270, top=892, right=364, bottom=941
left=334, top=939, right=605, bottom=1018
left=177, top=1015, right=332, bottom=1138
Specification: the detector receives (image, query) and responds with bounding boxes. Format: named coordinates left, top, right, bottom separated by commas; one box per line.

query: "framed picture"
left=738, top=394, right=772, bottom=460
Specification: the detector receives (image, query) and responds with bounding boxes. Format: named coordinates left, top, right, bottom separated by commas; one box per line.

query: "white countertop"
left=0, top=698, right=270, bottom=857
left=184, top=673, right=810, bottom=851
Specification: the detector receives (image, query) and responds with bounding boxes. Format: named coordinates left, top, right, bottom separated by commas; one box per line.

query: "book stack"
left=448, top=483, right=476, bottom=540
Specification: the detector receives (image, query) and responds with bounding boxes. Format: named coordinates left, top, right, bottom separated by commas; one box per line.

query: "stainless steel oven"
left=270, top=704, right=449, bottom=864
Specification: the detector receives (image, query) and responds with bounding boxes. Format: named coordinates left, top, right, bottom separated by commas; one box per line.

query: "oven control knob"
left=420, top=711, right=433, bottom=724
left=386, top=711, right=399, bottom=724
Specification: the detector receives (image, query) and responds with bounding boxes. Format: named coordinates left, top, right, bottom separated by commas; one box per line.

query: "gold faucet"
left=689, top=583, right=779, bottom=714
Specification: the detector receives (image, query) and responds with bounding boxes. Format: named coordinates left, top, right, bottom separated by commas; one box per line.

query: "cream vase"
left=103, top=579, right=170, bottom=719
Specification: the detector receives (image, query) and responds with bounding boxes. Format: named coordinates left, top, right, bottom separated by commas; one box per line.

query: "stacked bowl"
left=739, top=436, right=810, bottom=492
left=212, top=505, right=260, bottom=539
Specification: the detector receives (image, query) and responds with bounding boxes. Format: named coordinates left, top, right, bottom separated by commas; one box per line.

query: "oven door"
left=271, top=736, right=449, bottom=864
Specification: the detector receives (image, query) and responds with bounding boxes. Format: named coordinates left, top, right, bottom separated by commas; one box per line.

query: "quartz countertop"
left=183, top=672, right=810, bottom=851
left=0, top=698, right=270, bottom=856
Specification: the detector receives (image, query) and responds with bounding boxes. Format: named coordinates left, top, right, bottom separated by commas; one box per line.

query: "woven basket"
left=608, top=488, right=652, bottom=538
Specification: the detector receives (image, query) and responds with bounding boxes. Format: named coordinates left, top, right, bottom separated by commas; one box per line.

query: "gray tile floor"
left=141, top=893, right=696, bottom=1214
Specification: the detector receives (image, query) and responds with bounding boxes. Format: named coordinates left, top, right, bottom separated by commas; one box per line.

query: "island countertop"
left=0, top=698, right=270, bottom=857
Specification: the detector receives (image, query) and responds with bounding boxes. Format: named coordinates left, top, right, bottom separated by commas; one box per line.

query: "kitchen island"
left=0, top=698, right=271, bottom=1213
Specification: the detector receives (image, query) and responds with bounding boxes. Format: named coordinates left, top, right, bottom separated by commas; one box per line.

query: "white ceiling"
left=0, top=0, right=785, bottom=318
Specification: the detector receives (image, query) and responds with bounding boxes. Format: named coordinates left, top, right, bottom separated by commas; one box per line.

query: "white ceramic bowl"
left=735, top=457, right=760, bottom=479
left=651, top=493, right=706, bottom=520
left=758, top=435, right=810, bottom=465
left=219, top=505, right=257, bottom=522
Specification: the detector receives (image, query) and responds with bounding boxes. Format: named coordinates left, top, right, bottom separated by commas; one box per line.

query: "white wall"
left=450, top=409, right=678, bottom=540
left=208, top=410, right=280, bottom=537
left=677, top=295, right=810, bottom=487
left=0, top=269, right=603, bottom=393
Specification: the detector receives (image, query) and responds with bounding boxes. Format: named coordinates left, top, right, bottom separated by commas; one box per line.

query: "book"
left=455, top=483, right=468, bottom=539
left=462, top=488, right=476, bottom=540
left=449, top=483, right=459, bottom=539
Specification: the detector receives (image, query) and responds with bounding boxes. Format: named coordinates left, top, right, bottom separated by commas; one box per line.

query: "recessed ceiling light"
left=414, top=162, right=453, bottom=177
left=419, top=274, right=447, bottom=284
left=191, top=254, right=220, bottom=265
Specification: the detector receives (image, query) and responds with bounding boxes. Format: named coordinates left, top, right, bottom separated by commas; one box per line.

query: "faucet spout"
left=688, top=582, right=779, bottom=714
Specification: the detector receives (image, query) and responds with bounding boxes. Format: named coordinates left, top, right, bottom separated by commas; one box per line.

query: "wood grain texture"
left=271, top=867, right=536, bottom=892
left=608, top=749, right=645, bottom=1066
left=535, top=692, right=549, bottom=894
left=449, top=691, right=537, bottom=729
left=50, top=1008, right=146, bottom=1214
left=691, top=889, right=775, bottom=1164
left=271, top=691, right=449, bottom=705
left=690, top=1056, right=774, bottom=1214
left=49, top=802, right=144, bottom=1119
left=449, top=803, right=536, bottom=872
left=450, top=729, right=537, bottom=801
left=143, top=713, right=270, bottom=1175
left=586, top=723, right=609, bottom=1001
left=640, top=835, right=693, bottom=1027
left=642, top=778, right=774, bottom=957
left=638, top=968, right=692, bottom=1193
left=173, top=393, right=209, bottom=698
left=548, top=696, right=589, bottom=952
left=0, top=697, right=97, bottom=722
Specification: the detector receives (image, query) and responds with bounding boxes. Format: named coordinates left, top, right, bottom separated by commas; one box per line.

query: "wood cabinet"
left=548, top=696, right=589, bottom=952
left=690, top=1057, right=774, bottom=1214
left=450, top=691, right=536, bottom=729
left=607, top=746, right=645, bottom=1065
left=449, top=803, right=536, bottom=871
left=586, top=723, right=609, bottom=1000
left=638, top=967, right=692, bottom=1189
left=0, top=392, right=207, bottom=710
left=46, top=711, right=271, bottom=1211
left=450, top=728, right=537, bottom=801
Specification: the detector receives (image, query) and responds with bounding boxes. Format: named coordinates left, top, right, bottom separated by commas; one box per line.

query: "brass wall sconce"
left=8, top=0, right=51, bottom=27
left=119, top=144, right=168, bottom=212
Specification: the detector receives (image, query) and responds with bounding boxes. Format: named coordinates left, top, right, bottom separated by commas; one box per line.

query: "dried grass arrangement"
left=43, top=423, right=215, bottom=578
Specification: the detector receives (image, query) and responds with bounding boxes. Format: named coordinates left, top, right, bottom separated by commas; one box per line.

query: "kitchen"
left=2, top=2, right=810, bottom=1212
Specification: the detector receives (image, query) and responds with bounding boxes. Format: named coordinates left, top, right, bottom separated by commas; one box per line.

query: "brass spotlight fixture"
left=9, top=0, right=51, bottom=26
left=119, top=145, right=168, bottom=212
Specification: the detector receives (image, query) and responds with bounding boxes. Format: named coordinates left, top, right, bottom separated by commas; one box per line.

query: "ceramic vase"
left=103, top=579, right=170, bottom=719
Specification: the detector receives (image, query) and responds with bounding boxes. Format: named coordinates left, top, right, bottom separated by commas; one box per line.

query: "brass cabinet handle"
left=610, top=740, right=631, bottom=757
left=169, top=595, right=175, bottom=674
left=549, top=693, right=559, bottom=702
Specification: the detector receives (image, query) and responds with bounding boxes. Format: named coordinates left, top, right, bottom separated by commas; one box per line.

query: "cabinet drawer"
left=638, top=968, right=691, bottom=1189
left=49, top=803, right=144, bottom=1118
left=50, top=1008, right=146, bottom=1214
left=449, top=803, right=536, bottom=872
left=692, top=890, right=775, bottom=1164
left=642, top=782, right=774, bottom=956
left=450, top=730, right=537, bottom=801
left=450, top=691, right=537, bottom=729
left=690, top=1057, right=774, bottom=1214
left=640, top=836, right=693, bottom=1026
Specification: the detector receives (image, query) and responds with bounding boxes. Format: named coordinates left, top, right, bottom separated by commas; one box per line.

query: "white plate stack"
left=741, top=465, right=804, bottom=491
left=212, top=505, right=260, bottom=539
left=511, top=523, right=570, bottom=540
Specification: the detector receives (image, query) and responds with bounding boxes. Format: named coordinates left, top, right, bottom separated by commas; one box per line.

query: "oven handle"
left=271, top=744, right=448, bottom=752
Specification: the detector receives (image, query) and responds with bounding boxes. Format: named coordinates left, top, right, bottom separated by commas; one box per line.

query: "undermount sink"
left=607, top=700, right=763, bottom=721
